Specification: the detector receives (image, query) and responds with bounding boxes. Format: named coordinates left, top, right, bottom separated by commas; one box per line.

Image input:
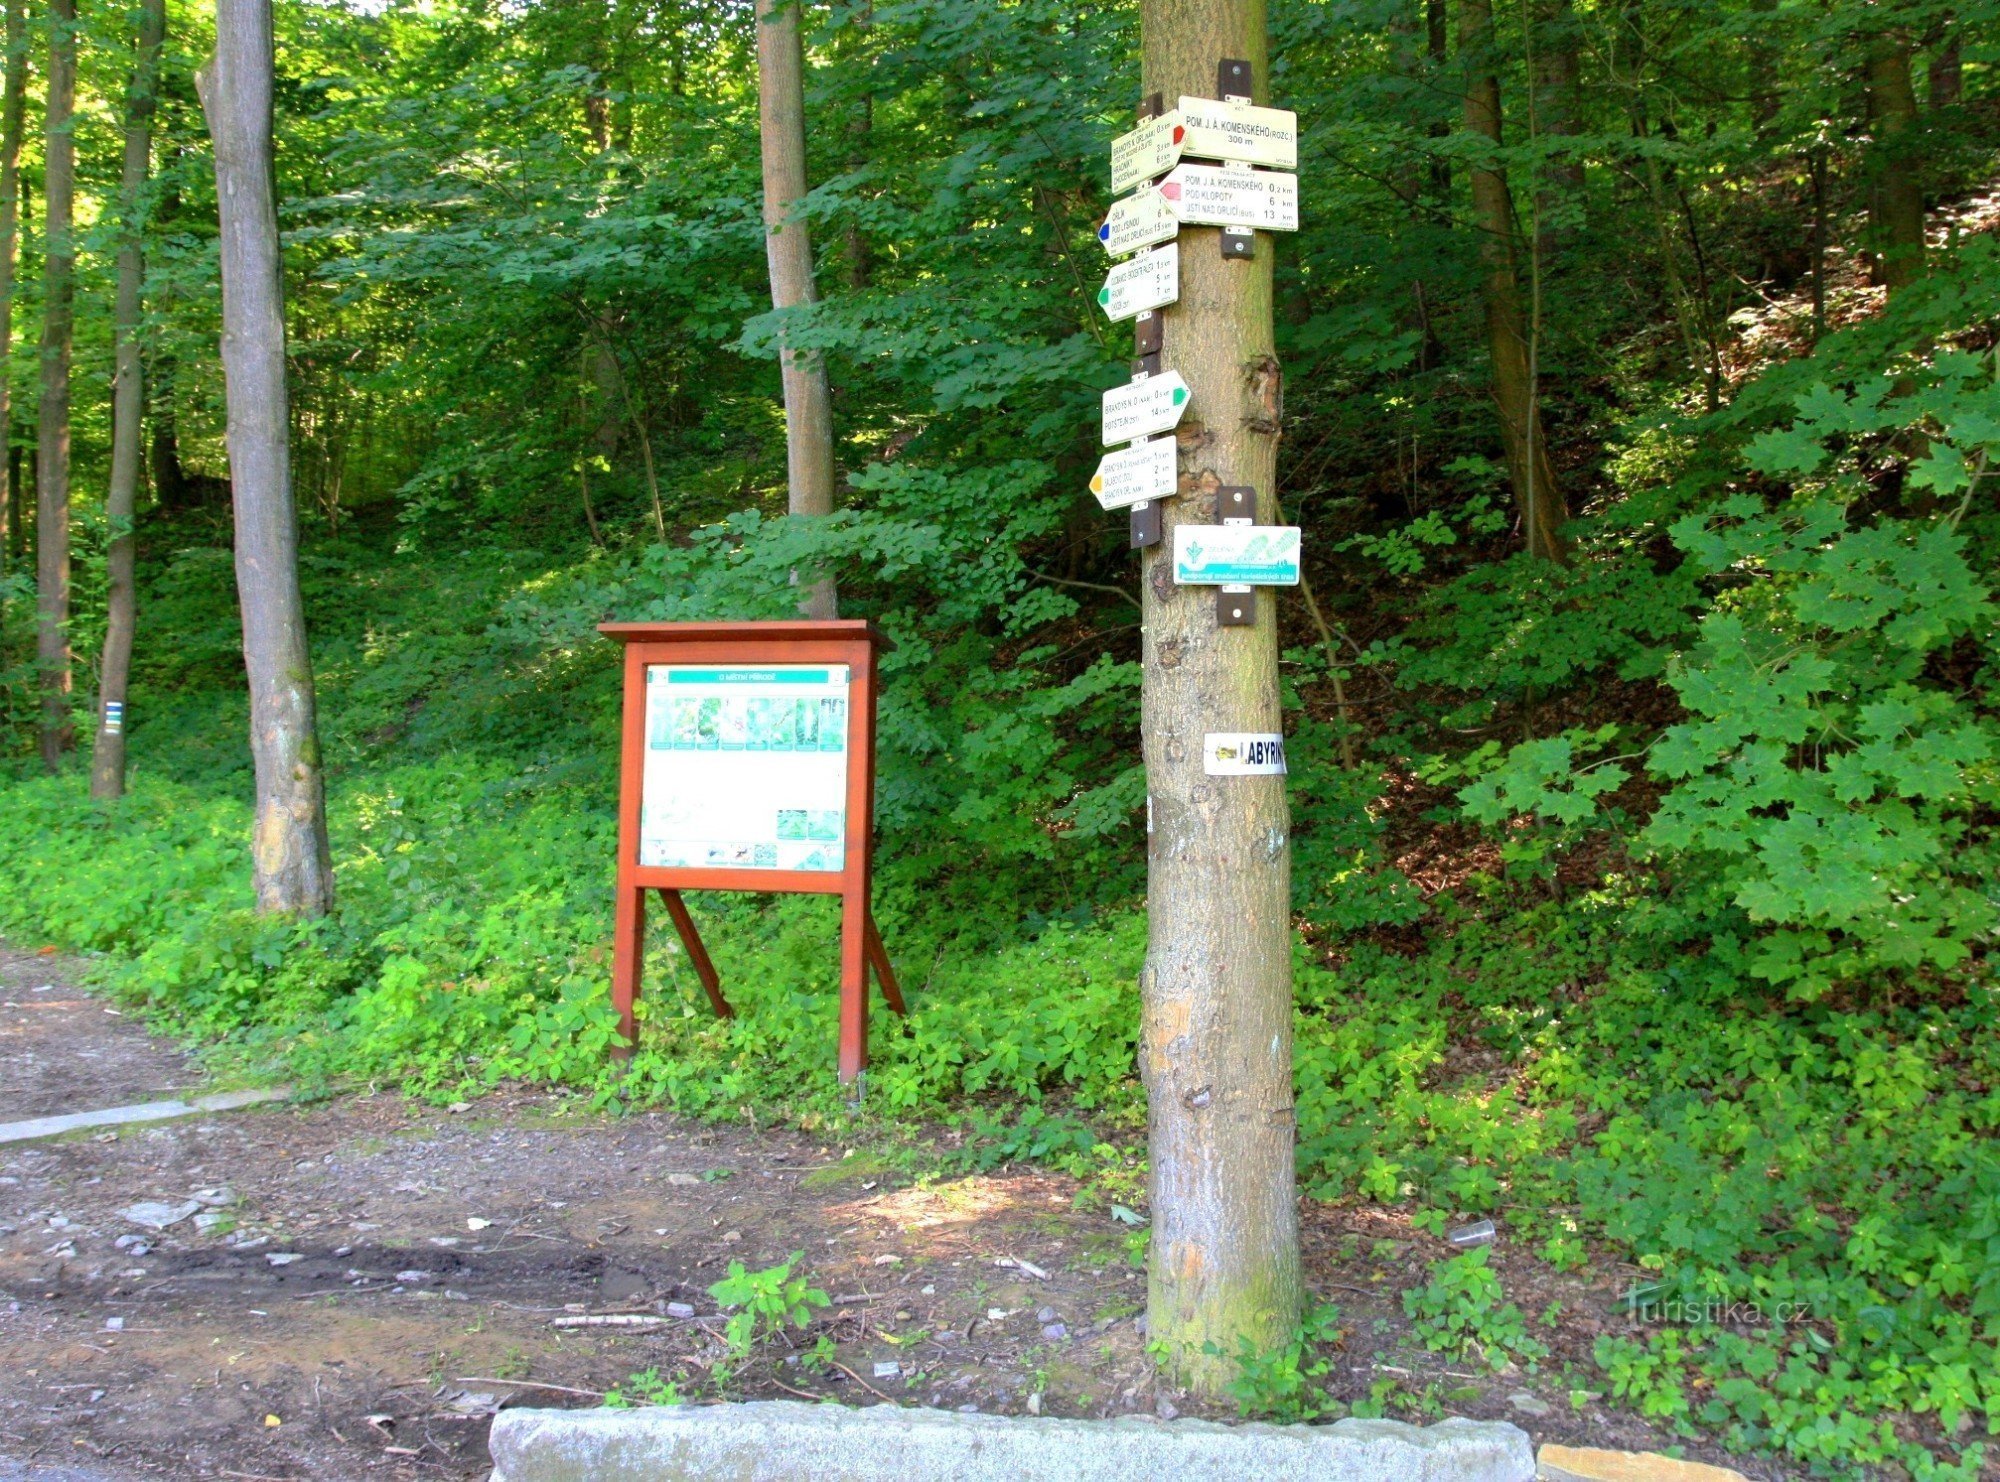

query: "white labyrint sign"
left=1099, top=189, right=1180, bottom=257
left=1175, top=97, right=1298, bottom=169
left=1102, top=372, right=1190, bottom=446
left=1205, top=733, right=1287, bottom=775
left=1173, top=524, right=1303, bottom=585
left=1159, top=164, right=1299, bottom=231
left=1098, top=243, right=1178, bottom=322
left=639, top=665, right=849, bottom=872
left=1091, top=436, right=1178, bottom=509
left=1110, top=113, right=1179, bottom=194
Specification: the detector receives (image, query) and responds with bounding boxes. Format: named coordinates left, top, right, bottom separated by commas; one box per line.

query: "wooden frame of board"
left=599, top=620, right=904, bottom=1084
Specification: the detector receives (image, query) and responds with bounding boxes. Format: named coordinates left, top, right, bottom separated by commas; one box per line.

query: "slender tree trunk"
left=198, top=0, right=335, bottom=915
left=1864, top=33, right=1925, bottom=294
left=1461, top=0, right=1567, bottom=560
left=1138, top=0, right=1301, bottom=1397
left=1531, top=0, right=1583, bottom=257
left=0, top=0, right=25, bottom=587
left=36, top=0, right=77, bottom=771
left=90, top=0, right=164, bottom=799
left=1926, top=25, right=1960, bottom=109
left=756, top=0, right=837, bottom=619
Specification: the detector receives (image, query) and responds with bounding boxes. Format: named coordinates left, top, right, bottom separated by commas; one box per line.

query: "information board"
left=601, top=620, right=904, bottom=1087
left=639, top=665, right=850, bottom=873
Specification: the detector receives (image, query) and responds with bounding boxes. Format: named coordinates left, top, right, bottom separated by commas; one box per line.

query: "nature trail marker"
left=1175, top=96, right=1297, bottom=168
left=1172, top=523, right=1303, bottom=585
left=1091, top=436, right=1179, bottom=510
left=1110, top=112, right=1180, bottom=194
left=599, top=620, right=905, bottom=1087
left=1158, top=163, right=1299, bottom=232
left=1099, top=242, right=1179, bottom=322
left=1109, top=98, right=1299, bottom=192
left=1103, top=372, right=1191, bottom=445
left=1099, top=189, right=1180, bottom=257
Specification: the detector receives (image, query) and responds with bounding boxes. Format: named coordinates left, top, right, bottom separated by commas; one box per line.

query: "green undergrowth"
left=1, top=763, right=1994, bottom=1474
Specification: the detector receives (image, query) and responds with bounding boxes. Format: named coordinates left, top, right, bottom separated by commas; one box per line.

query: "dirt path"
left=1, top=948, right=1788, bottom=1481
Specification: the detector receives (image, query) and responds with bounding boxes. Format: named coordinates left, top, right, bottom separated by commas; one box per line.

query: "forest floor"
left=0, top=945, right=1788, bottom=1481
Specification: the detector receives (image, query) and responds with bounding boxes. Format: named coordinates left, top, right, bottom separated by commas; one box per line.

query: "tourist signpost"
left=599, top=620, right=904, bottom=1086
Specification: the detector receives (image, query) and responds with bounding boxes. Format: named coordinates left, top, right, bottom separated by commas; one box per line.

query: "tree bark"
left=198, top=0, right=335, bottom=915
left=1138, top=0, right=1302, bottom=1396
left=35, top=0, right=77, bottom=771
left=1864, top=33, right=1925, bottom=294
left=0, top=0, right=26, bottom=585
left=1531, top=0, right=1583, bottom=257
left=91, top=0, right=165, bottom=800
left=1926, top=25, right=1960, bottom=110
left=756, top=0, right=837, bottom=620
left=1461, top=0, right=1567, bottom=561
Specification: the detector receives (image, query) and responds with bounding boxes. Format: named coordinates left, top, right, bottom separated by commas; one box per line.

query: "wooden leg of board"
left=610, top=883, right=644, bottom=1061
left=838, top=888, right=869, bottom=1085
left=659, top=889, right=732, bottom=1018
left=865, top=912, right=906, bottom=1016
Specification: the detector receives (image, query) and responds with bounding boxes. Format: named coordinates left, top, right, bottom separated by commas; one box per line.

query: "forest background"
left=0, top=0, right=1996, bottom=1472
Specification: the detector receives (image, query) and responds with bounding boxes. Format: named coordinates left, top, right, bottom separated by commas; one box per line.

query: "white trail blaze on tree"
left=200, top=0, right=334, bottom=915
left=756, top=0, right=837, bottom=619
left=90, top=0, right=165, bottom=801
left=1138, top=0, right=1302, bottom=1394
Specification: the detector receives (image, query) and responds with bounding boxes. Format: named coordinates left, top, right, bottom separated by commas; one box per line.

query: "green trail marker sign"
left=1099, top=242, right=1179, bottom=322
left=1171, top=523, right=1302, bottom=585
left=1103, top=372, right=1192, bottom=445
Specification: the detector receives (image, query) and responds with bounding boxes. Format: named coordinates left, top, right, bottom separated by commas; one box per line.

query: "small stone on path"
left=120, top=1200, right=200, bottom=1230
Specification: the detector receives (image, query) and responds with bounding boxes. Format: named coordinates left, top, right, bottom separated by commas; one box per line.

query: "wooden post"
left=1138, top=0, right=1303, bottom=1395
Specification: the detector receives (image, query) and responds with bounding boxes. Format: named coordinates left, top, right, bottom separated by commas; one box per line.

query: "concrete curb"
left=0, top=1088, right=288, bottom=1145
left=487, top=1400, right=1537, bottom=1481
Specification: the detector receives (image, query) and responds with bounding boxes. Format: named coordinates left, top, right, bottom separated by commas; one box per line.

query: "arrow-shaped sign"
left=1158, top=164, right=1298, bottom=232
left=1175, top=97, right=1298, bottom=169
left=1102, top=372, right=1190, bottom=446
left=1090, top=436, right=1178, bottom=510
left=1098, top=189, right=1179, bottom=258
left=1110, top=113, right=1181, bottom=194
left=1098, top=243, right=1178, bottom=322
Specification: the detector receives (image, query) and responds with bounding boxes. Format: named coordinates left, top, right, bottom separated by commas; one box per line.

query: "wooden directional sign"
left=1091, top=435, right=1178, bottom=510
left=1175, top=97, right=1298, bottom=169
left=1098, top=243, right=1178, bottom=322
left=1172, top=523, right=1302, bottom=585
left=1158, top=164, right=1298, bottom=232
left=1102, top=372, right=1190, bottom=446
left=1099, top=189, right=1179, bottom=257
left=1110, top=113, right=1180, bottom=194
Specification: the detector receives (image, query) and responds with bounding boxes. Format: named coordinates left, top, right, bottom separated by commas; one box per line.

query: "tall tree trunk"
left=1926, top=25, right=1960, bottom=109
left=755, top=0, right=837, bottom=620
left=1864, top=33, right=1925, bottom=294
left=35, top=0, right=77, bottom=771
left=1138, top=0, right=1301, bottom=1397
left=1531, top=0, right=1583, bottom=257
left=1461, top=0, right=1567, bottom=561
left=0, top=0, right=25, bottom=587
left=91, top=0, right=165, bottom=801
left=198, top=0, right=335, bottom=915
